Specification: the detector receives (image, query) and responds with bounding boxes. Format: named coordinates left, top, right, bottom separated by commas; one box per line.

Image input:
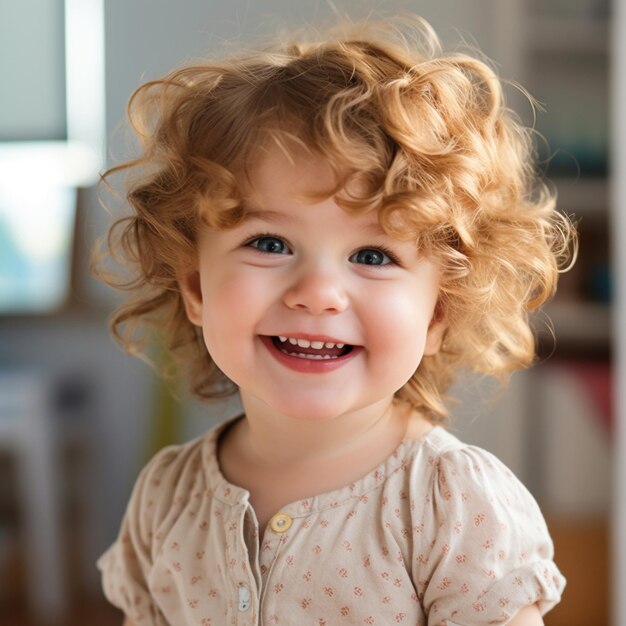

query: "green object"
left=146, top=333, right=182, bottom=460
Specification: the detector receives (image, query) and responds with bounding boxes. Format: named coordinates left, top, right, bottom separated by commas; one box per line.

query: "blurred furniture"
left=494, top=0, right=611, bottom=356
left=490, top=4, right=614, bottom=624
left=0, top=371, right=66, bottom=621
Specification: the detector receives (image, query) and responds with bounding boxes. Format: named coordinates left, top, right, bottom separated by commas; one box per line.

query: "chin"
left=271, top=399, right=354, bottom=423
left=278, top=392, right=389, bottom=423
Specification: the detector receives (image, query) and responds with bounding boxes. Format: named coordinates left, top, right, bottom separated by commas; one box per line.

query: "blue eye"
left=350, top=248, right=392, bottom=266
left=248, top=236, right=290, bottom=254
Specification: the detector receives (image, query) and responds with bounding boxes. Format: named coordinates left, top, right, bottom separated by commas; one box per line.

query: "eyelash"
left=241, top=233, right=402, bottom=267
left=242, top=232, right=291, bottom=254
left=364, top=244, right=401, bottom=267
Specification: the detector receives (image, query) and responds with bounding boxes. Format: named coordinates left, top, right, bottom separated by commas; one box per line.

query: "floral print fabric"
left=98, top=416, right=565, bottom=625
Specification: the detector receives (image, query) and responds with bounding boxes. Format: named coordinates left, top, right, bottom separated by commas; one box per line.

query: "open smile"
left=259, top=335, right=360, bottom=373
left=272, top=335, right=353, bottom=359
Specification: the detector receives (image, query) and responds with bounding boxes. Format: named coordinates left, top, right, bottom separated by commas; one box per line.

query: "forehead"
left=241, top=142, right=335, bottom=204
left=238, top=142, right=383, bottom=227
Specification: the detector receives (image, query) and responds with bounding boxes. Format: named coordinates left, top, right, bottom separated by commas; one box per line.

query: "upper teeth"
left=278, top=336, right=345, bottom=349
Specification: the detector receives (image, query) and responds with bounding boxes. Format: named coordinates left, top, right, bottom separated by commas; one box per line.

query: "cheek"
left=199, top=270, right=273, bottom=355
left=365, top=289, right=434, bottom=367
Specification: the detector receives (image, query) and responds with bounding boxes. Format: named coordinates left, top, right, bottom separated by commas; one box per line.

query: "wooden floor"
left=2, top=599, right=122, bottom=626
left=544, top=516, right=610, bottom=626
left=0, top=529, right=123, bottom=625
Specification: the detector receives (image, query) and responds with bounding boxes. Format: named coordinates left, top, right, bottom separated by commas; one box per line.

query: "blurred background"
left=0, top=0, right=622, bottom=625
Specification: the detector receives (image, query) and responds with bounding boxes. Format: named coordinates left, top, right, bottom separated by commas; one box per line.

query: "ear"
left=424, top=302, right=447, bottom=356
left=178, top=270, right=204, bottom=326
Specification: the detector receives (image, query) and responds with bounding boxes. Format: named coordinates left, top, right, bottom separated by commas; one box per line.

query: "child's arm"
left=123, top=620, right=136, bottom=626
left=509, top=604, right=544, bottom=625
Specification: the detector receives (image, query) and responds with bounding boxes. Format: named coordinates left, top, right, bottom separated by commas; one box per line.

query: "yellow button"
left=269, top=512, right=293, bottom=533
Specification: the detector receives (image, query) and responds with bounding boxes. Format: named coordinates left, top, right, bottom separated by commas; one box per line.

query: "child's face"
left=179, top=146, right=445, bottom=422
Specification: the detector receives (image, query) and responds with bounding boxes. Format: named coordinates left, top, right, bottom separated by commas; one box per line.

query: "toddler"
left=96, top=17, right=574, bottom=626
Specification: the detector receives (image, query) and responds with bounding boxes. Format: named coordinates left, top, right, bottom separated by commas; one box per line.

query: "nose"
left=282, top=263, right=349, bottom=315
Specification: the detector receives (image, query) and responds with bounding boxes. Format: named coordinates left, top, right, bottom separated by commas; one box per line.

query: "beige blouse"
left=97, top=415, right=565, bottom=625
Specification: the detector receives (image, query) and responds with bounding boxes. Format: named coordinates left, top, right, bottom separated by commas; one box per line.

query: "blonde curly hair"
left=94, top=17, right=575, bottom=421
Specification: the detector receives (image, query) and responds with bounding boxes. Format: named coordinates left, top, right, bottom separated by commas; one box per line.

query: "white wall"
left=103, top=0, right=499, bottom=164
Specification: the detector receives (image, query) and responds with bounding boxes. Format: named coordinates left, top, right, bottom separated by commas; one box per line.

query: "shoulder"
left=414, top=428, right=548, bottom=532
left=145, top=432, right=209, bottom=482
left=414, top=427, right=530, bottom=497
left=127, top=418, right=231, bottom=532
left=97, top=418, right=236, bottom=621
left=408, top=429, right=565, bottom=622
left=136, top=432, right=208, bottom=498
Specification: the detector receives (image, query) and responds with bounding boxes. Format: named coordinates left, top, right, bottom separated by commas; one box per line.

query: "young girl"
left=96, top=17, right=574, bottom=626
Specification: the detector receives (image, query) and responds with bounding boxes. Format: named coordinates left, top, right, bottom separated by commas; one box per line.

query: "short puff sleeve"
left=419, top=445, right=565, bottom=626
left=96, top=447, right=178, bottom=625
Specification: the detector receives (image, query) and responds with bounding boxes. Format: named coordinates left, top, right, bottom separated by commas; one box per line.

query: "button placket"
left=227, top=503, right=258, bottom=623
left=258, top=511, right=297, bottom=620
left=243, top=506, right=261, bottom=590
left=237, top=584, right=251, bottom=612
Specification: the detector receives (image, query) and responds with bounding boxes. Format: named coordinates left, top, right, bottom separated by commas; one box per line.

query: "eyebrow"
left=244, top=207, right=387, bottom=236
left=359, top=221, right=387, bottom=235
left=243, top=209, right=298, bottom=224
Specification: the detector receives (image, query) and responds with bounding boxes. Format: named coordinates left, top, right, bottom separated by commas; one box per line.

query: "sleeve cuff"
left=97, top=546, right=169, bottom=625
left=432, top=559, right=566, bottom=626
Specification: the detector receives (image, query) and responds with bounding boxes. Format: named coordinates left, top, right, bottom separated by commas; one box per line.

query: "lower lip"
left=260, top=336, right=362, bottom=373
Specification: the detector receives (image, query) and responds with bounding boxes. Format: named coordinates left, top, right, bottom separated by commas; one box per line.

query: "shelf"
left=529, top=16, right=608, bottom=56
left=535, top=300, right=611, bottom=351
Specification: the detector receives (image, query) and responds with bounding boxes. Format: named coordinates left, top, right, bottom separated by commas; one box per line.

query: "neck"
left=235, top=394, right=410, bottom=470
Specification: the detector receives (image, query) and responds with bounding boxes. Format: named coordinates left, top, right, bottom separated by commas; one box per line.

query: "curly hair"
left=94, top=17, right=575, bottom=421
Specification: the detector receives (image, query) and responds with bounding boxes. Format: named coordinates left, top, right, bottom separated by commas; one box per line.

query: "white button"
left=238, top=585, right=251, bottom=612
